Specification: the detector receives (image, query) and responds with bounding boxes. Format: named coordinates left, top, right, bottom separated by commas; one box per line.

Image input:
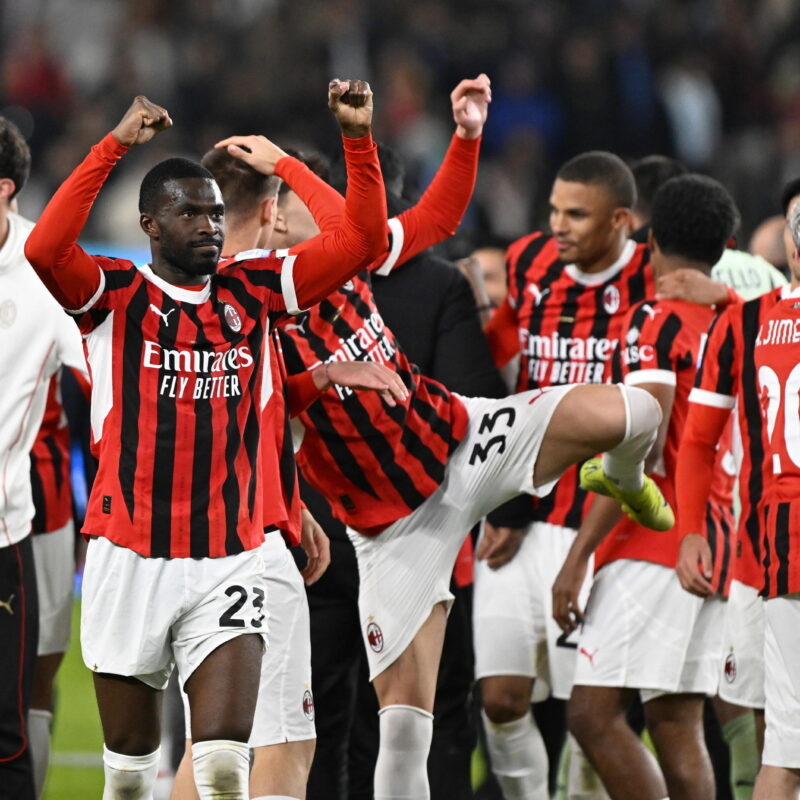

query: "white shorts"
left=81, top=537, right=267, bottom=690
left=574, top=559, right=721, bottom=699
left=349, top=386, right=576, bottom=680
left=762, top=594, right=800, bottom=768
left=182, top=533, right=315, bottom=746
left=718, top=580, right=765, bottom=709
left=473, top=522, right=593, bottom=701
left=32, top=521, right=75, bottom=655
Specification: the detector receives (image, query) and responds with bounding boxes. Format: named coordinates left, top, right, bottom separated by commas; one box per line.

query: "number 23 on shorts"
left=218, top=583, right=266, bottom=629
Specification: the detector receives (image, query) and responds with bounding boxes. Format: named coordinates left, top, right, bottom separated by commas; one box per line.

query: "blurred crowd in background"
left=3, top=0, right=800, bottom=251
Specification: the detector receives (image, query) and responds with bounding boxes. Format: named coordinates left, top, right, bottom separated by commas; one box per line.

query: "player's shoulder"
left=506, top=232, right=556, bottom=274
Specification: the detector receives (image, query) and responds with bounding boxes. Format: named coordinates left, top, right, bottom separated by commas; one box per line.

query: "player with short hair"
left=24, top=84, right=389, bottom=800
left=553, top=174, right=741, bottom=800
left=476, top=150, right=658, bottom=800
left=268, top=83, right=673, bottom=797
left=751, top=199, right=800, bottom=800
left=0, top=116, right=86, bottom=800
left=674, top=180, right=800, bottom=800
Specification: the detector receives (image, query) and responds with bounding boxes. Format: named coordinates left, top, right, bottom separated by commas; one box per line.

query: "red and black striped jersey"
left=754, top=289, right=800, bottom=597
left=277, top=272, right=468, bottom=534
left=29, top=374, right=72, bottom=535
left=75, top=253, right=299, bottom=558
left=264, top=332, right=302, bottom=546
left=504, top=233, right=654, bottom=529
left=688, top=286, right=786, bottom=590
left=596, top=297, right=735, bottom=582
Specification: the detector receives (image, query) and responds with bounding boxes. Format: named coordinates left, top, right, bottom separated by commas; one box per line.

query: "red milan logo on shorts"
left=603, top=285, right=621, bottom=314
left=302, top=689, right=315, bottom=721
left=724, top=652, right=737, bottom=683
left=223, top=303, right=242, bottom=332
left=367, top=622, right=384, bottom=653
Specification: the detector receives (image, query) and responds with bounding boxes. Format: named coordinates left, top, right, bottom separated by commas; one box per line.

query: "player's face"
left=147, top=178, right=226, bottom=276
left=549, top=179, right=628, bottom=267
left=785, top=195, right=800, bottom=286
left=473, top=247, right=507, bottom=307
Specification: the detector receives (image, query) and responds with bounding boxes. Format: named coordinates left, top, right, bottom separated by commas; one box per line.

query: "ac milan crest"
left=602, top=285, right=621, bottom=314
left=724, top=651, right=736, bottom=684
left=302, top=689, right=315, bottom=721
left=223, top=303, right=242, bottom=332
left=367, top=621, right=384, bottom=653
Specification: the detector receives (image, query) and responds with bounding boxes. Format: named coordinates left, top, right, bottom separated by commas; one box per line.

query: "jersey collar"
left=563, top=239, right=637, bottom=287
left=137, top=263, right=211, bottom=304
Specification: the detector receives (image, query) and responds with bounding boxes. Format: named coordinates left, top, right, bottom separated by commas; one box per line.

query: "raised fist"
left=328, top=79, right=373, bottom=139
left=111, top=96, right=172, bottom=147
left=451, top=74, right=491, bottom=140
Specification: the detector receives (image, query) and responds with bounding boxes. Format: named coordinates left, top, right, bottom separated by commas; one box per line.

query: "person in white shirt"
left=0, top=116, right=85, bottom=799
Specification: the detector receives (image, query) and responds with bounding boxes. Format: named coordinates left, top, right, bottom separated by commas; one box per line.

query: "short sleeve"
left=689, top=307, right=737, bottom=410
left=619, top=302, right=681, bottom=387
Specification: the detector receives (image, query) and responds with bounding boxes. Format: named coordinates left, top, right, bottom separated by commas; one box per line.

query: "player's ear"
left=647, top=226, right=659, bottom=254
left=140, top=213, right=159, bottom=240
left=0, top=178, right=16, bottom=205
left=261, top=196, right=277, bottom=229
left=273, top=208, right=288, bottom=235
left=611, top=207, right=631, bottom=231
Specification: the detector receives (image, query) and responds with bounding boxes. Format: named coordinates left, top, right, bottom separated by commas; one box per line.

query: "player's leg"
left=535, top=384, right=669, bottom=529
left=0, top=536, right=39, bottom=800
left=370, top=602, right=446, bottom=799
left=473, top=523, right=551, bottom=800
left=250, top=741, right=316, bottom=799
left=568, top=685, right=666, bottom=800
left=714, top=699, right=759, bottom=800
left=29, top=520, right=75, bottom=798
left=184, top=635, right=262, bottom=799
left=754, top=595, right=800, bottom=800
left=644, top=693, right=714, bottom=800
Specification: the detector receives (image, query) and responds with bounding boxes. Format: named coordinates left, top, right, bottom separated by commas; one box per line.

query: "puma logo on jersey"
left=641, top=303, right=662, bottom=320
left=579, top=646, right=598, bottom=666
left=0, top=594, right=14, bottom=615
left=526, top=284, right=550, bottom=306
left=149, top=304, right=176, bottom=326
left=284, top=315, right=308, bottom=334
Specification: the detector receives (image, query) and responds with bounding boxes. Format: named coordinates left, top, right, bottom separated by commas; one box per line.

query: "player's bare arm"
left=214, top=134, right=288, bottom=176
left=451, top=73, right=491, bottom=140
left=552, top=495, right=623, bottom=633
left=676, top=534, right=714, bottom=597
left=111, top=95, right=172, bottom=147
left=299, top=508, right=331, bottom=585
left=475, top=523, right=525, bottom=570
left=656, top=268, right=738, bottom=306
left=313, top=361, right=409, bottom=408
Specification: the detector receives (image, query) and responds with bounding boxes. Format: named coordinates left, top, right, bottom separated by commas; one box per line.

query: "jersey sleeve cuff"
left=274, top=155, right=304, bottom=182
left=688, top=387, right=735, bottom=409
left=342, top=133, right=374, bottom=154
left=96, top=133, right=130, bottom=162
left=624, top=369, right=676, bottom=387
left=65, top=267, right=106, bottom=315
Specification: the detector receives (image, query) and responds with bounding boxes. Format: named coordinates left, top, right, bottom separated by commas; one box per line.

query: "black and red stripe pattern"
left=75, top=253, right=294, bottom=558
left=506, top=233, right=654, bottom=529
left=692, top=288, right=782, bottom=590
left=596, top=297, right=735, bottom=573
left=277, top=271, right=468, bottom=534
left=29, top=375, right=72, bottom=535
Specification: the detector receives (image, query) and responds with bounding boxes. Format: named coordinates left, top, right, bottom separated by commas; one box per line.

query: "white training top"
left=0, top=211, right=85, bottom=547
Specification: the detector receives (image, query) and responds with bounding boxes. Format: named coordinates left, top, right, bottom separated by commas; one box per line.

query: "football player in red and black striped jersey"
left=25, top=85, right=389, bottom=800
left=553, top=175, right=740, bottom=800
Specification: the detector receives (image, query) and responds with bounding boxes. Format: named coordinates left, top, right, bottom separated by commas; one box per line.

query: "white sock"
left=565, top=733, right=610, bottom=800
left=102, top=745, right=160, bottom=800
left=601, top=385, right=661, bottom=491
left=28, top=708, right=53, bottom=799
left=482, top=710, right=548, bottom=800
left=191, top=739, right=250, bottom=800
left=251, top=796, right=301, bottom=799
left=374, top=704, right=433, bottom=800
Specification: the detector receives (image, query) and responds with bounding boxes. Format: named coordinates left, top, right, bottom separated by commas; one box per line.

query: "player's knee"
left=481, top=684, right=531, bottom=724
left=567, top=694, right=606, bottom=744
left=102, top=746, right=160, bottom=800
left=191, top=740, right=250, bottom=799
